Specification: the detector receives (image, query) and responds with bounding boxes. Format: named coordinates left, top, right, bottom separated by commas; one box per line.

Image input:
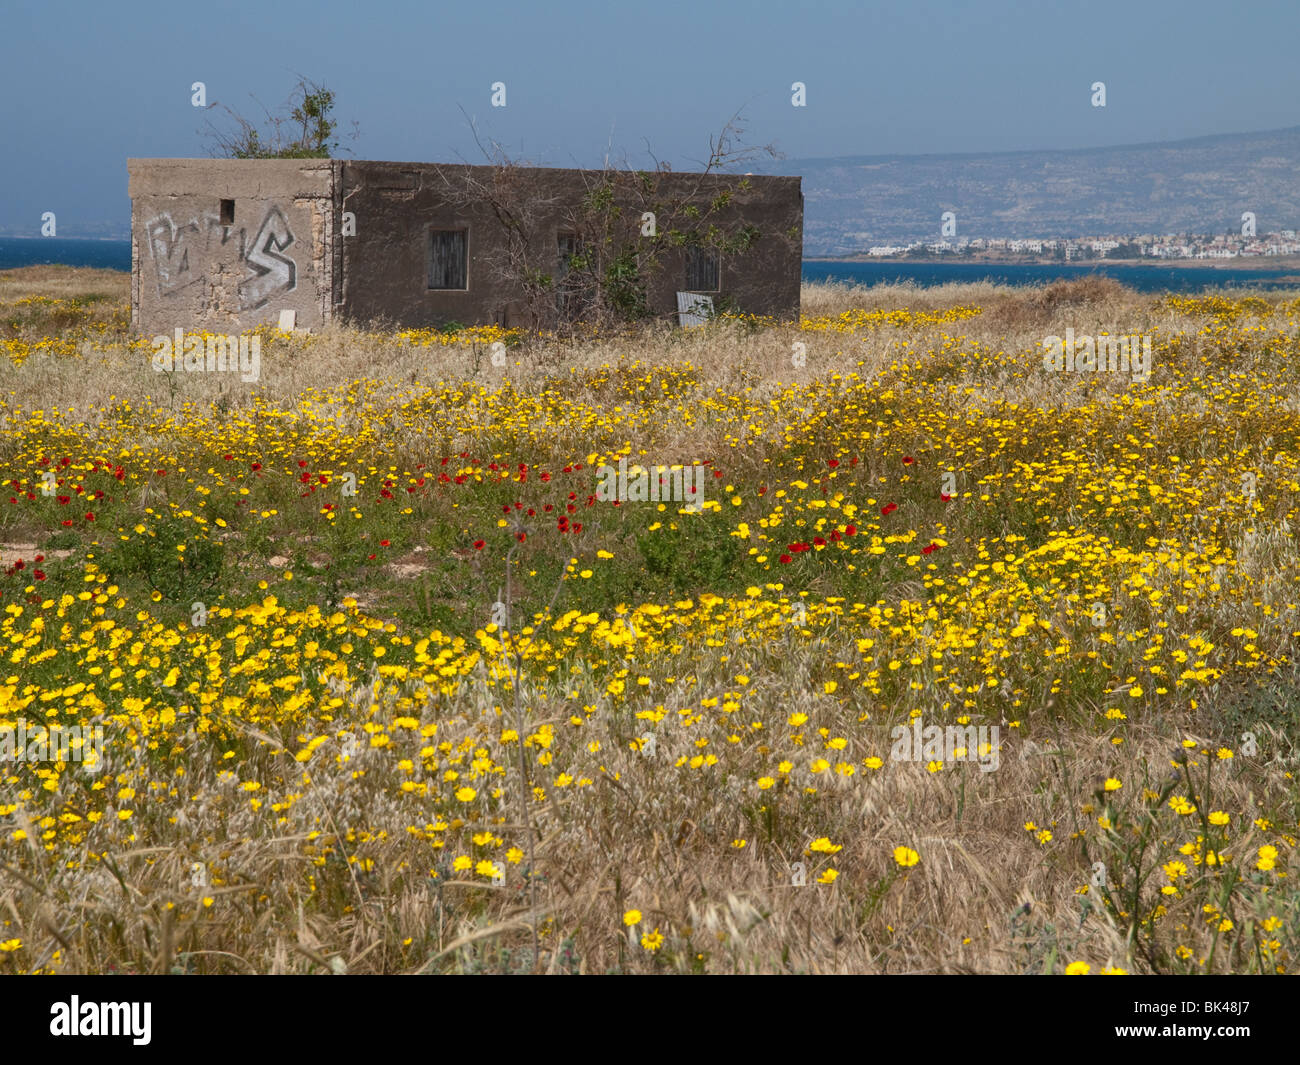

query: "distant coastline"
left=0, top=234, right=129, bottom=242
left=5, top=241, right=1300, bottom=293
left=809, top=254, right=1300, bottom=272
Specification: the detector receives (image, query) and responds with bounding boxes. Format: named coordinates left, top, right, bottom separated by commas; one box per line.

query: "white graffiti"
left=238, top=206, right=297, bottom=310
left=145, top=212, right=225, bottom=296
left=144, top=205, right=298, bottom=311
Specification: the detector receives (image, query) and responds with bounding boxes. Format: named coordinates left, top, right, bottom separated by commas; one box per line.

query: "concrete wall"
left=128, top=159, right=802, bottom=334
left=128, top=159, right=335, bottom=335
left=338, top=162, right=802, bottom=329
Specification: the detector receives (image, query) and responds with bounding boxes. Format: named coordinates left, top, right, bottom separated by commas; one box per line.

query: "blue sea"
left=4, top=238, right=1299, bottom=293
left=1, top=237, right=131, bottom=271
left=803, top=258, right=1300, bottom=293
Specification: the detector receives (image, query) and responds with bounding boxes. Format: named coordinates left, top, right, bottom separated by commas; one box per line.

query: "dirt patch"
left=0, top=542, right=75, bottom=568
left=388, top=562, right=429, bottom=579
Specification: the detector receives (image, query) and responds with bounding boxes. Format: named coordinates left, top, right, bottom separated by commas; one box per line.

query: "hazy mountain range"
left=6, top=126, right=1300, bottom=254
left=762, top=126, right=1300, bottom=256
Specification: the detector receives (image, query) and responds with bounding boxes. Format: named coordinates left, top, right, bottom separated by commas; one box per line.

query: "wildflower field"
left=1, top=266, right=1298, bottom=974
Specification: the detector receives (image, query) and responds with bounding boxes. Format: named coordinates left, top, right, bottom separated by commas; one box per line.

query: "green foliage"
left=604, top=248, right=649, bottom=321
left=103, top=514, right=224, bottom=603
left=582, top=181, right=616, bottom=214
left=633, top=509, right=743, bottom=597
left=206, top=77, right=344, bottom=160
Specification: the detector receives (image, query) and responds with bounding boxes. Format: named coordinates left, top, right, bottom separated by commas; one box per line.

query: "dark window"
left=685, top=245, right=719, bottom=291
left=557, top=232, right=582, bottom=277
left=556, top=232, right=587, bottom=321
left=429, top=229, right=468, bottom=290
left=219, top=199, right=235, bottom=226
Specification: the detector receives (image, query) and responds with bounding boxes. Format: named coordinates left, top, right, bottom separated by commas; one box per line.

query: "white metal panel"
left=676, top=291, right=713, bottom=327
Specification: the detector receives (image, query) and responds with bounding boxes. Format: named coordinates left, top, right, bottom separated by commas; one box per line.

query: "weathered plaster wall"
left=128, top=159, right=334, bottom=335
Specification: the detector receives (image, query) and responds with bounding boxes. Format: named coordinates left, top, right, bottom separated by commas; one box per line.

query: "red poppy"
left=903, top=456, right=914, bottom=465
left=473, top=539, right=485, bottom=550
left=779, top=554, right=792, bottom=564
left=844, top=524, right=857, bottom=536
left=940, top=493, right=952, bottom=502
left=251, top=462, right=262, bottom=471
left=881, top=503, right=898, bottom=516
left=379, top=539, right=390, bottom=547
left=922, top=543, right=938, bottom=555
left=827, top=459, right=839, bottom=468
left=516, top=532, right=527, bottom=543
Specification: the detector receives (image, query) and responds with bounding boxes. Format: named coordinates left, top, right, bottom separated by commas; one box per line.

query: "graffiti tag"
left=237, top=205, right=297, bottom=310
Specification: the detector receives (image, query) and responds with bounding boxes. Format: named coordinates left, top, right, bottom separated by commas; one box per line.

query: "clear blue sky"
left=3, top=0, right=1298, bottom=232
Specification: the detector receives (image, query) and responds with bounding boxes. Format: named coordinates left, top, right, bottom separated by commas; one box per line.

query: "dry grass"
left=1, top=268, right=1298, bottom=975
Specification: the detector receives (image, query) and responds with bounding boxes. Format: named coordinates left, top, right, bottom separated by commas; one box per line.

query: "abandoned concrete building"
left=127, top=158, right=803, bottom=334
